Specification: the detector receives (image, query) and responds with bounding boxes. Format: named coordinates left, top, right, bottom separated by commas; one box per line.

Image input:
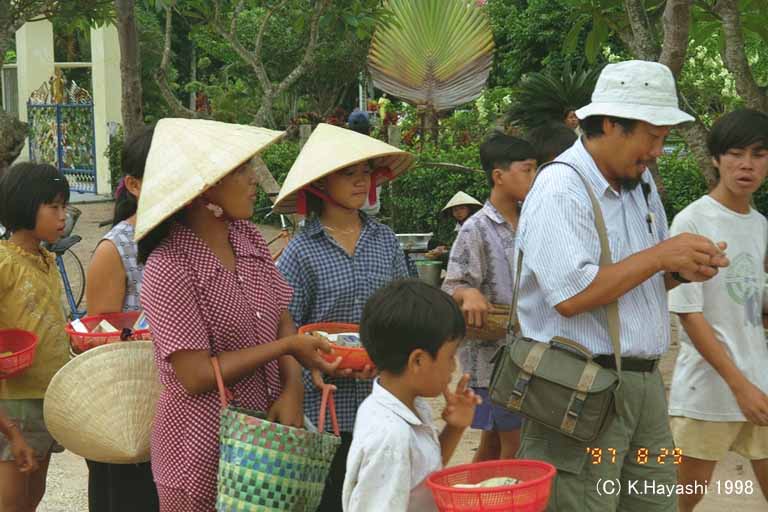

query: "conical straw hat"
left=441, top=191, right=483, bottom=216
left=135, top=118, right=284, bottom=240
left=273, top=123, right=414, bottom=214
left=43, top=342, right=160, bottom=464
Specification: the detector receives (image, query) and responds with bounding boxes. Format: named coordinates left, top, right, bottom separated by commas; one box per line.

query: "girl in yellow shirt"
left=0, top=162, right=70, bottom=510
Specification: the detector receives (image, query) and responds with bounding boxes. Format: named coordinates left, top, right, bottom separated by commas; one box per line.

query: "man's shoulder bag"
left=488, top=161, right=623, bottom=443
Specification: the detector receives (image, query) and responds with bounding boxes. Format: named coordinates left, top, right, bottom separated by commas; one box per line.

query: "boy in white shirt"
left=342, top=280, right=481, bottom=512
left=668, top=108, right=768, bottom=511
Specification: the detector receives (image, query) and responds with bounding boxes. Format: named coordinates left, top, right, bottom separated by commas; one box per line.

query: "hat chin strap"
left=296, top=167, right=393, bottom=215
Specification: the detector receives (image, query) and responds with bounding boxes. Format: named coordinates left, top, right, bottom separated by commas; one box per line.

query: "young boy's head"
left=527, top=122, right=578, bottom=164
left=361, top=279, right=465, bottom=396
left=479, top=131, right=537, bottom=202
left=707, top=109, right=768, bottom=196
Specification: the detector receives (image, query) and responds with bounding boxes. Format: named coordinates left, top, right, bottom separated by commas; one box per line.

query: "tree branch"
left=155, top=7, right=201, bottom=119
left=623, top=0, right=661, bottom=60
left=658, top=0, right=692, bottom=76
left=272, top=0, right=328, bottom=97
left=713, top=0, right=768, bottom=112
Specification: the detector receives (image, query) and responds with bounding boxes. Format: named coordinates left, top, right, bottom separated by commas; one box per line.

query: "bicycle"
left=254, top=206, right=297, bottom=261
left=0, top=206, right=86, bottom=319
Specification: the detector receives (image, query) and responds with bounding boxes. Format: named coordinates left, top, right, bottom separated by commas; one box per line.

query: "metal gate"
left=27, top=73, right=97, bottom=194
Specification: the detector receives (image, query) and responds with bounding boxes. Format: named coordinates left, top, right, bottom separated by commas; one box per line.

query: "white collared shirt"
left=516, top=138, right=671, bottom=357
left=342, top=379, right=441, bottom=512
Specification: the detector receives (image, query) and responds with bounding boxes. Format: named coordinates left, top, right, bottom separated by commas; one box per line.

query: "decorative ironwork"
left=28, top=69, right=97, bottom=194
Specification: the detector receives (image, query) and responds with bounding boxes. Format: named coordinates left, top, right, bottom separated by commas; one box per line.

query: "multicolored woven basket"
left=212, top=357, right=341, bottom=511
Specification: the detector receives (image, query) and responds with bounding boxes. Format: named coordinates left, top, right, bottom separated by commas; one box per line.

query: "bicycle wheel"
left=59, top=248, right=86, bottom=312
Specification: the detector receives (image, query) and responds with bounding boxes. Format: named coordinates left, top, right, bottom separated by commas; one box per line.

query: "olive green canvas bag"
left=488, top=161, right=623, bottom=443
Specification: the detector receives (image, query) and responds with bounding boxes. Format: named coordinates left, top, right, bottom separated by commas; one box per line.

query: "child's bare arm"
left=678, top=312, right=768, bottom=425
left=440, top=374, right=481, bottom=464
left=451, top=288, right=490, bottom=328
left=0, top=411, right=38, bottom=472
left=439, top=425, right=466, bottom=465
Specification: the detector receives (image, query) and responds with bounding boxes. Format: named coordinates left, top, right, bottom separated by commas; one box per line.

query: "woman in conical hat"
left=273, top=123, right=414, bottom=510
left=426, top=192, right=483, bottom=261
left=134, top=119, right=340, bottom=511
left=441, top=191, right=482, bottom=230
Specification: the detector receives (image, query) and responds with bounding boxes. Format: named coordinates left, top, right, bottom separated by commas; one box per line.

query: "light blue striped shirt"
left=516, top=138, right=670, bottom=357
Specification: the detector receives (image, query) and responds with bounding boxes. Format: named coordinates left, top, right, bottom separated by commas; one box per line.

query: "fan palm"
left=368, top=0, right=494, bottom=141
left=506, top=62, right=602, bottom=131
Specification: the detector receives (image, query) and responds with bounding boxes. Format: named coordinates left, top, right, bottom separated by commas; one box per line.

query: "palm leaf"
left=368, top=0, right=494, bottom=112
left=506, top=62, right=602, bottom=131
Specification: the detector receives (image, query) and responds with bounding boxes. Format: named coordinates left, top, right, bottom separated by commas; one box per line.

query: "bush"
left=657, top=151, right=708, bottom=221
left=379, top=143, right=488, bottom=245
left=105, top=125, right=124, bottom=190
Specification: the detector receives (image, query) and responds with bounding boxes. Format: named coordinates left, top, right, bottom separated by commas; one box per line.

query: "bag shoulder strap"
left=508, top=160, right=622, bottom=375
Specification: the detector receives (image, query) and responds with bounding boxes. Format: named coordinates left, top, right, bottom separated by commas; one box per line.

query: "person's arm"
left=85, top=240, right=126, bottom=314
left=267, top=310, right=305, bottom=427
left=521, top=171, right=728, bottom=319
left=678, top=313, right=768, bottom=426
left=142, top=256, right=339, bottom=396
left=439, top=374, right=480, bottom=464
left=442, top=227, right=489, bottom=327
left=0, top=411, right=38, bottom=472
left=554, top=235, right=727, bottom=318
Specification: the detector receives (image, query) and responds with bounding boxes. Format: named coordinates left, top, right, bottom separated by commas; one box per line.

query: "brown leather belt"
left=594, top=355, right=659, bottom=372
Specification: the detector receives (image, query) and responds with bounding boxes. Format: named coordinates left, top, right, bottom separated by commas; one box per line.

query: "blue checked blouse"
left=277, top=214, right=412, bottom=432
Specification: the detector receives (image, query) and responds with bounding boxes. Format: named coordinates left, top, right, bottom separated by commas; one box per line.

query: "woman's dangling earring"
left=206, top=202, right=224, bottom=218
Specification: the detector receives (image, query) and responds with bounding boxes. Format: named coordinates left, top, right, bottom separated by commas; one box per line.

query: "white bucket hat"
left=43, top=341, right=160, bottom=464
left=135, top=118, right=284, bottom=241
left=273, top=123, right=413, bottom=214
left=575, top=60, right=694, bottom=126
left=441, top=191, right=482, bottom=217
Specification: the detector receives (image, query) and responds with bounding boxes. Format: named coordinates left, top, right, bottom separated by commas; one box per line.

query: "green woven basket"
left=212, top=358, right=341, bottom=511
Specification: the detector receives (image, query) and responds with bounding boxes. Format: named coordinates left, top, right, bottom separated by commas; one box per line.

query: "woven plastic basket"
left=212, top=357, right=341, bottom=511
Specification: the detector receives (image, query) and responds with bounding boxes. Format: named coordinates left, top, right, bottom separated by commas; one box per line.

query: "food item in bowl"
left=93, top=320, right=120, bottom=334
left=453, top=477, right=520, bottom=488
left=311, top=331, right=362, bottom=347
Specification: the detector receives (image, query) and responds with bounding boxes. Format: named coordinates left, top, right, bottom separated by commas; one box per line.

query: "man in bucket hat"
left=512, top=60, right=729, bottom=511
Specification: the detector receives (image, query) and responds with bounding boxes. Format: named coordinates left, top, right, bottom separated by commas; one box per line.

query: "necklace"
left=321, top=223, right=359, bottom=237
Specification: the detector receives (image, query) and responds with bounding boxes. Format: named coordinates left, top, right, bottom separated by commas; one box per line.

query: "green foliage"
left=506, top=62, right=601, bottom=130
left=485, top=0, right=585, bottom=86
left=656, top=151, right=708, bottom=221
left=252, top=141, right=301, bottom=224
left=379, top=144, right=488, bottom=244
left=106, top=126, right=125, bottom=189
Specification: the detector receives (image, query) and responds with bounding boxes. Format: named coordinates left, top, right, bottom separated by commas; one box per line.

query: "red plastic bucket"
left=0, top=329, right=39, bottom=379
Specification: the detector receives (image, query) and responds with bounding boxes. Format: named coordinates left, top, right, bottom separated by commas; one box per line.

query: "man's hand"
left=456, top=288, right=490, bottom=328
left=654, top=234, right=729, bottom=282
left=732, top=380, right=768, bottom=426
left=442, top=374, right=482, bottom=429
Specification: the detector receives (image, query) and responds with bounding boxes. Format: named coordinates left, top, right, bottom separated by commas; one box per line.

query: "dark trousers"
left=86, top=459, right=159, bottom=512
left=316, top=432, right=353, bottom=512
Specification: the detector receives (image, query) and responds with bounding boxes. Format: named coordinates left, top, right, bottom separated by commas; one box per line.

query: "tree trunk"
left=114, top=0, right=145, bottom=139
left=623, top=0, right=661, bottom=60
left=713, top=0, right=768, bottom=112
left=677, top=121, right=718, bottom=188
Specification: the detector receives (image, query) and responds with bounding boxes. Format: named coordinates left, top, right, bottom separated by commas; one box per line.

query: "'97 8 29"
left=586, top=447, right=683, bottom=465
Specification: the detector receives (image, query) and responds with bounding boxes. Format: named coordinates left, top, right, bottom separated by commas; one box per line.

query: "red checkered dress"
left=141, top=221, right=292, bottom=511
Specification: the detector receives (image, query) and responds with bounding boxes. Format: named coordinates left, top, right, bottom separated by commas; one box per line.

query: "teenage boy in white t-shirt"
left=668, top=109, right=768, bottom=511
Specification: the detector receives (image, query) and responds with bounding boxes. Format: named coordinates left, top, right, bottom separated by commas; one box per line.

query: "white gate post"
left=91, top=24, right=124, bottom=195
